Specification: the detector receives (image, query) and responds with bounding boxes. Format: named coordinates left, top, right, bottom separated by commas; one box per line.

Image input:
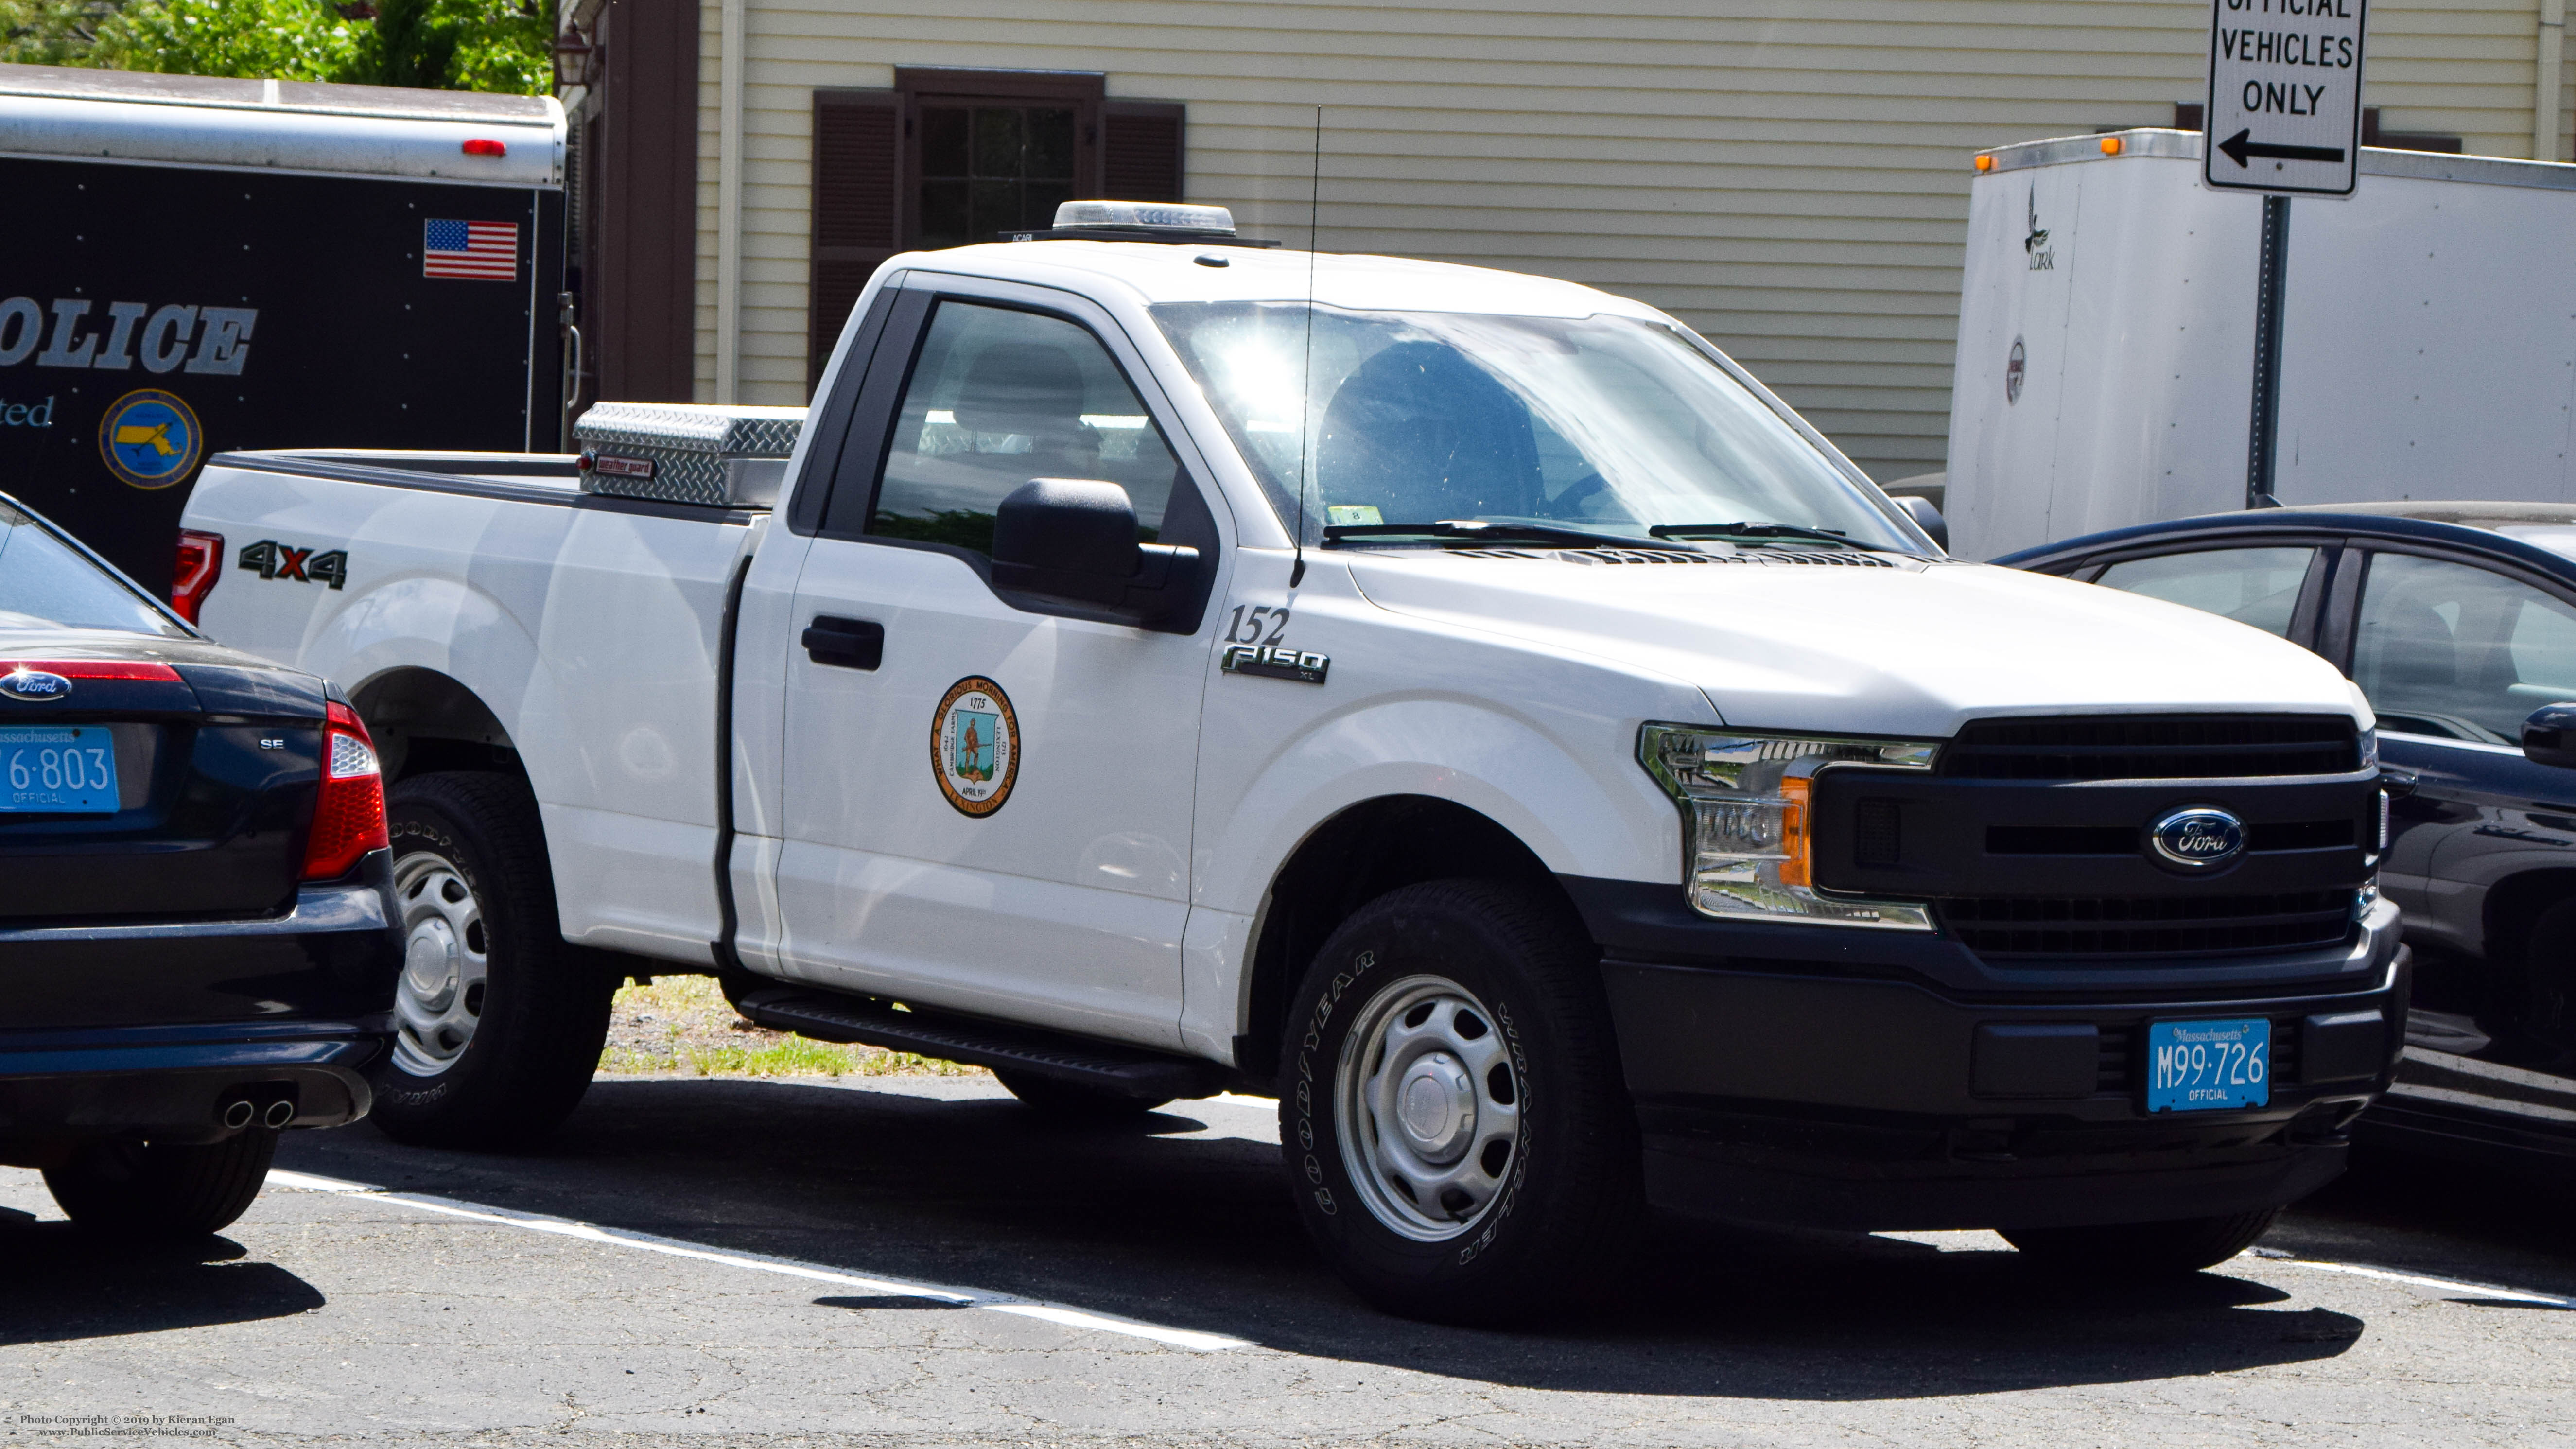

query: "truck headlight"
left=1637, top=724, right=1940, bottom=929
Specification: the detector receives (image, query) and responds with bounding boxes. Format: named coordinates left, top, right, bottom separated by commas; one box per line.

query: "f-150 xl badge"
left=238, top=540, right=349, bottom=591
left=1221, top=645, right=1329, bottom=685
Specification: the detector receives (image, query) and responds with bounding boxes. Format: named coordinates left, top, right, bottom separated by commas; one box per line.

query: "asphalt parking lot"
left=3, top=1073, right=2571, bottom=1448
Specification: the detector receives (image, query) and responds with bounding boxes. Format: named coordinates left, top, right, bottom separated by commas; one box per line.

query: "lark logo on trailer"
left=2022, top=187, right=2054, bottom=272
left=238, top=539, right=349, bottom=591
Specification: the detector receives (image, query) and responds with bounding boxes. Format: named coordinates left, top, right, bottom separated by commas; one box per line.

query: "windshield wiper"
left=1323, top=520, right=1664, bottom=550
left=1648, top=521, right=1855, bottom=547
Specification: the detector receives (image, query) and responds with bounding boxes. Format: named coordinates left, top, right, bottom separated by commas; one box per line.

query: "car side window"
left=2354, top=552, right=2576, bottom=742
left=869, top=300, right=1184, bottom=557
left=2091, top=547, right=2316, bottom=639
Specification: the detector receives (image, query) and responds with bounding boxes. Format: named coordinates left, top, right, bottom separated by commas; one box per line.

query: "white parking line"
left=2245, top=1248, right=2576, bottom=1309
left=266, top=1169, right=1254, bottom=1352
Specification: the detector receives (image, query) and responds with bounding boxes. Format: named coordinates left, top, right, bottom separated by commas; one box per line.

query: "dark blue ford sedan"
left=0, top=491, right=399, bottom=1237
left=1999, top=502, right=2576, bottom=1173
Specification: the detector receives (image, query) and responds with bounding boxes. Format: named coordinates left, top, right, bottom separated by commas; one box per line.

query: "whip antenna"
left=1292, top=105, right=1320, bottom=589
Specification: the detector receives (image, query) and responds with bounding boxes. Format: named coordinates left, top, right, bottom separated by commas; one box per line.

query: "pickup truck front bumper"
left=0, top=865, right=401, bottom=1155
left=1572, top=877, right=2407, bottom=1231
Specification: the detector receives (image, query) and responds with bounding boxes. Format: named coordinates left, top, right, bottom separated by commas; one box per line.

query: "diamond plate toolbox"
left=574, top=402, right=807, bottom=507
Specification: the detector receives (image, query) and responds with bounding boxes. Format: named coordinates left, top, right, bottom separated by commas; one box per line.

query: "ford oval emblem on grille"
left=2149, top=806, right=2245, bottom=869
left=0, top=670, right=71, bottom=703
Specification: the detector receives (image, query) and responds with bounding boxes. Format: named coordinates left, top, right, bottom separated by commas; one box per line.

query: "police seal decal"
left=98, top=389, right=204, bottom=490
left=931, top=676, right=1019, bottom=817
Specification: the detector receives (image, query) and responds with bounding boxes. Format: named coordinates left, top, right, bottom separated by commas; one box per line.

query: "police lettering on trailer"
left=0, top=298, right=257, bottom=376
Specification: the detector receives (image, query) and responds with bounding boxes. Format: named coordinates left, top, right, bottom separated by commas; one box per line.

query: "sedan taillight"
left=173, top=529, right=224, bottom=626
left=304, top=701, right=389, bottom=881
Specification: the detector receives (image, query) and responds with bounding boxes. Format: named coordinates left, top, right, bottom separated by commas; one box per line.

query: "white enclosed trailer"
left=1946, top=128, right=2576, bottom=561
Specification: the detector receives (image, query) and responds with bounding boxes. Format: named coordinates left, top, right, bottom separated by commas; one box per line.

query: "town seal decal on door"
left=931, top=676, right=1019, bottom=817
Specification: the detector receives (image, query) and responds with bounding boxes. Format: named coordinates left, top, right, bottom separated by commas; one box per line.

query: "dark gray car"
left=1999, top=502, right=2576, bottom=1173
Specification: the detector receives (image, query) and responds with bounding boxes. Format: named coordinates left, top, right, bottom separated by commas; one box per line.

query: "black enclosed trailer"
left=0, top=64, right=567, bottom=596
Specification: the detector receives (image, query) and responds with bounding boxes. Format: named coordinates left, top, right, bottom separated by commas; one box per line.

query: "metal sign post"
left=2204, top=0, right=2367, bottom=507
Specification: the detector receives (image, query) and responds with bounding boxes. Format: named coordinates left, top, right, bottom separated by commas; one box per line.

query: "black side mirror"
left=2524, top=702, right=2576, bottom=768
left=1893, top=494, right=1948, bottom=552
left=989, top=478, right=1201, bottom=628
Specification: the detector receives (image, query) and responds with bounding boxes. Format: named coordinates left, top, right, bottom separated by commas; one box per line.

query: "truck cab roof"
left=895, top=239, right=1665, bottom=320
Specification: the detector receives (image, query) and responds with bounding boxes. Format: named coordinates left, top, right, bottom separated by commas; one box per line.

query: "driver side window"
left=869, top=300, right=1183, bottom=557
left=2354, top=552, right=2576, bottom=742
left=2092, top=546, right=2315, bottom=640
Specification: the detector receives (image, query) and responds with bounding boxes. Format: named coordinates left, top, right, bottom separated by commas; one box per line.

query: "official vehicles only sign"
left=2203, top=0, right=2367, bottom=197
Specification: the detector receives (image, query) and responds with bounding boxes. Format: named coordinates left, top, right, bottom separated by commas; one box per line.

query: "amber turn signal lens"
left=2101, top=136, right=2124, bottom=156
left=1777, top=776, right=1813, bottom=889
left=1974, top=154, right=1994, bottom=172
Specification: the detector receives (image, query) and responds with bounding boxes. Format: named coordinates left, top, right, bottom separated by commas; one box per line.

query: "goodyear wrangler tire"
left=1278, top=879, right=1641, bottom=1324
left=369, top=771, right=614, bottom=1150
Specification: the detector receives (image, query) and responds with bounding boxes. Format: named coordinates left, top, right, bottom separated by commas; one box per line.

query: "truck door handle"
left=803, top=615, right=884, bottom=671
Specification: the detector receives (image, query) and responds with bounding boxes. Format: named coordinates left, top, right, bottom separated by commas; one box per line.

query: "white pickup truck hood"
left=1343, top=552, right=2370, bottom=739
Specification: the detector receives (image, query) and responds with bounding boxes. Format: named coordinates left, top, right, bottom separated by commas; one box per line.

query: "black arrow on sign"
left=2217, top=129, right=2347, bottom=168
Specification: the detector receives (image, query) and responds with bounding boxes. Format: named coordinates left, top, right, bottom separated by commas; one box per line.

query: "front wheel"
left=2002, top=1208, right=2281, bottom=1275
left=1279, top=879, right=1641, bottom=1325
left=44, top=1129, right=278, bottom=1239
left=370, top=771, right=615, bottom=1150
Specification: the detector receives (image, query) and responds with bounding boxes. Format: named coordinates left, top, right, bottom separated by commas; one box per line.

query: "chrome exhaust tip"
left=261, top=1099, right=297, bottom=1130
left=220, top=1099, right=256, bottom=1131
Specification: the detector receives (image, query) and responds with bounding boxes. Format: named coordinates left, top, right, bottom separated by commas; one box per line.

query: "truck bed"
left=183, top=449, right=766, bottom=967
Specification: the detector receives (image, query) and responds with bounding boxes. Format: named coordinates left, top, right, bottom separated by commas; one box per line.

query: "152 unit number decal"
left=1226, top=605, right=1289, bottom=646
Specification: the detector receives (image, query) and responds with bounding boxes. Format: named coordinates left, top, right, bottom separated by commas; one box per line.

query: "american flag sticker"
left=423, top=219, right=519, bottom=280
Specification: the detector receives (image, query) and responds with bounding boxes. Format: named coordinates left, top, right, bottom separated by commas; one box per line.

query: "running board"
left=736, top=988, right=1224, bottom=1102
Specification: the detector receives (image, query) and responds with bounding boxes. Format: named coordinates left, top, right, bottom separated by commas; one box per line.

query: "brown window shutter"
left=810, top=88, right=902, bottom=391
left=1102, top=101, right=1185, bottom=203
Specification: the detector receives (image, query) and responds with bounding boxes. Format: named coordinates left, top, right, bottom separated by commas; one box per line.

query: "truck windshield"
left=1152, top=302, right=1914, bottom=552
left=0, top=501, right=190, bottom=637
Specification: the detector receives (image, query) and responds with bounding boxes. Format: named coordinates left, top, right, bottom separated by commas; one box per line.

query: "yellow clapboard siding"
left=684, top=0, right=2563, bottom=480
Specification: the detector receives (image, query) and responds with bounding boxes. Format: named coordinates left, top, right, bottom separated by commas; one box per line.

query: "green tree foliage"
left=0, top=0, right=551, bottom=94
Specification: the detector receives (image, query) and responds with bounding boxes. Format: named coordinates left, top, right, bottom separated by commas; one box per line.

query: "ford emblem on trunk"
left=2149, top=806, right=2245, bottom=869
left=0, top=669, right=71, bottom=702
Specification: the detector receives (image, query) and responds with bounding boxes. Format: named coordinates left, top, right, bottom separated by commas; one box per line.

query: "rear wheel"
left=2002, top=1208, right=2281, bottom=1275
left=371, top=771, right=614, bottom=1149
left=1279, top=879, right=1641, bottom=1325
left=994, top=1070, right=1171, bottom=1120
left=44, top=1129, right=278, bottom=1239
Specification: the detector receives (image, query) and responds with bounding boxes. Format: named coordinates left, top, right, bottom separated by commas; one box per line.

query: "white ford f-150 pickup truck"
left=180, top=203, right=2404, bottom=1323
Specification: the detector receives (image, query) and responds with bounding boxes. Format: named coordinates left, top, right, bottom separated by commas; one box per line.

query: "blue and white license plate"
left=2146, top=1017, right=2272, bottom=1113
left=0, top=726, right=118, bottom=813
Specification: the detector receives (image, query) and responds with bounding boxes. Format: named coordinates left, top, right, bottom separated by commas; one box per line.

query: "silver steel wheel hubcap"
left=1335, top=974, right=1522, bottom=1242
left=390, top=850, right=487, bottom=1078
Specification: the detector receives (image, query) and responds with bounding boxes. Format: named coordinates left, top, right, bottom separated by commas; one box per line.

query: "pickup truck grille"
left=1940, top=715, right=2359, bottom=781
left=1936, top=890, right=2354, bottom=959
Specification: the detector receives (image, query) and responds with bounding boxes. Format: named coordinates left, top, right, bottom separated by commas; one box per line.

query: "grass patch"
left=598, top=974, right=980, bottom=1079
